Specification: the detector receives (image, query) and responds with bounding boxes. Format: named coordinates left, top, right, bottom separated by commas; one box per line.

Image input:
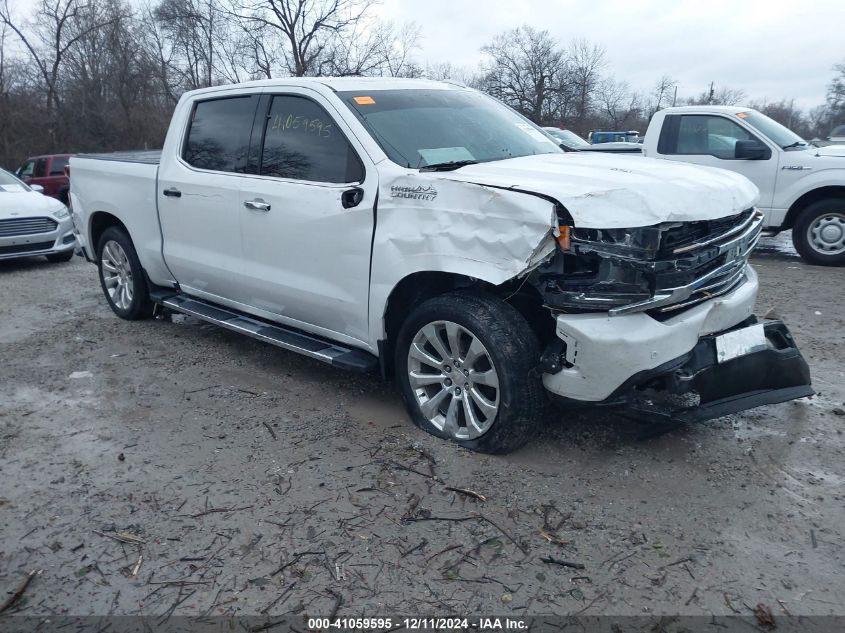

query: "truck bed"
left=76, top=150, right=162, bottom=165
left=69, top=151, right=172, bottom=284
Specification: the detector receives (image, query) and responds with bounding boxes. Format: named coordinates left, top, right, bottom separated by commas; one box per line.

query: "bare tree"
left=317, top=19, right=420, bottom=77
left=480, top=26, right=564, bottom=123
left=648, top=74, right=677, bottom=116
left=232, top=0, right=376, bottom=77
left=1, top=0, right=119, bottom=145
left=687, top=82, right=746, bottom=106
left=597, top=77, right=640, bottom=129
left=568, top=38, right=606, bottom=130
left=826, top=59, right=845, bottom=127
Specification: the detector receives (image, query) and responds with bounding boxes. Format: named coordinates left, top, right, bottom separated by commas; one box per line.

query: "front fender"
left=367, top=174, right=556, bottom=346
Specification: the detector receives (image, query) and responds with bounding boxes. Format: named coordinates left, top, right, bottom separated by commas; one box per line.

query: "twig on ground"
left=724, top=592, right=742, bottom=614
left=191, top=505, right=253, bottom=518
left=327, top=589, right=343, bottom=620
left=540, top=556, right=585, bottom=570
left=445, top=487, right=487, bottom=502
left=262, top=421, right=277, bottom=440
left=270, top=551, right=324, bottom=577
left=389, top=460, right=444, bottom=484
left=425, top=544, right=461, bottom=564
left=659, top=556, right=692, bottom=569
left=400, top=539, right=428, bottom=558
left=539, top=528, right=569, bottom=546
left=0, top=569, right=42, bottom=614
left=477, top=514, right=528, bottom=555
left=260, top=581, right=297, bottom=615
left=131, top=554, right=143, bottom=577
left=92, top=530, right=146, bottom=545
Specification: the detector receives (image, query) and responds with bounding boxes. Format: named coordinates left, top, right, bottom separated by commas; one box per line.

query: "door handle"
left=244, top=198, right=271, bottom=212
left=163, top=187, right=181, bottom=198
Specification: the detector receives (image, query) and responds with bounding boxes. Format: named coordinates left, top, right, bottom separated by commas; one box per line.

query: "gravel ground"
left=1, top=235, right=844, bottom=621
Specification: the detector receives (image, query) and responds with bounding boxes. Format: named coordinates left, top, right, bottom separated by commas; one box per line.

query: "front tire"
left=394, top=291, right=545, bottom=454
left=97, top=227, right=154, bottom=320
left=791, top=198, right=845, bottom=266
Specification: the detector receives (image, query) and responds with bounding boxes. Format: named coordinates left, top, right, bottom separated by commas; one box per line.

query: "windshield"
left=738, top=110, right=807, bottom=150
left=544, top=128, right=590, bottom=148
left=0, top=168, right=29, bottom=191
left=338, top=89, right=562, bottom=168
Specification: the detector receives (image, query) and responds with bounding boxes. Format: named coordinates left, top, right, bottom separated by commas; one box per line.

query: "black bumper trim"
left=587, top=319, right=813, bottom=425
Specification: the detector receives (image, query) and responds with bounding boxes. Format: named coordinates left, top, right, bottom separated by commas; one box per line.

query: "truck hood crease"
left=434, top=153, right=759, bottom=229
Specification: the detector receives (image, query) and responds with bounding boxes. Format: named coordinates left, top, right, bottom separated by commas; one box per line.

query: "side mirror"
left=735, top=139, right=770, bottom=160
left=30, top=184, right=45, bottom=193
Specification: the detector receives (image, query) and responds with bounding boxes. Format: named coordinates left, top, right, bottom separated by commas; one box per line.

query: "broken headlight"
left=567, top=225, right=664, bottom=260
left=545, top=224, right=663, bottom=310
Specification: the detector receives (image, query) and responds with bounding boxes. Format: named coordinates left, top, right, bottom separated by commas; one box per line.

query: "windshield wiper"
left=782, top=141, right=807, bottom=149
left=419, top=160, right=478, bottom=172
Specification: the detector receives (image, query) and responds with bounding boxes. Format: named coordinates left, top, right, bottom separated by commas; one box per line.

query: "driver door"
left=660, top=114, right=778, bottom=209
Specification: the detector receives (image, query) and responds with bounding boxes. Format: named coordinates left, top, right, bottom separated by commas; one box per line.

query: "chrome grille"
left=0, top=217, right=58, bottom=237
left=610, top=209, right=764, bottom=316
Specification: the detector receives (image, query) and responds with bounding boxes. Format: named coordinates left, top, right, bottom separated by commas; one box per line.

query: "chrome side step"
left=160, top=295, right=378, bottom=373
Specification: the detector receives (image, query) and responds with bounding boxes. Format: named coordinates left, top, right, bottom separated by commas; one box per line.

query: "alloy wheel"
left=407, top=320, right=500, bottom=440
left=101, top=240, right=134, bottom=310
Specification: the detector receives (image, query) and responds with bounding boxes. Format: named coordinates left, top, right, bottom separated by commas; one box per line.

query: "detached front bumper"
left=542, top=265, right=813, bottom=420
left=653, top=320, right=813, bottom=424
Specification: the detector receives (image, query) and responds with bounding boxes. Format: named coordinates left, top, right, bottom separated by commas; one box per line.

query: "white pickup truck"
left=643, top=105, right=845, bottom=266
left=69, top=78, right=812, bottom=453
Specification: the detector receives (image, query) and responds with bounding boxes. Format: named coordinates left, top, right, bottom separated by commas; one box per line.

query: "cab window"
left=259, top=95, right=363, bottom=184
left=50, top=156, right=69, bottom=176
left=17, top=160, right=34, bottom=178
left=34, top=158, right=48, bottom=177
left=183, top=96, right=259, bottom=173
left=674, top=115, right=755, bottom=158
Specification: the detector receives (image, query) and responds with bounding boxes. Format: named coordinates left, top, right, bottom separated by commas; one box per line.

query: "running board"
left=159, top=295, right=378, bottom=373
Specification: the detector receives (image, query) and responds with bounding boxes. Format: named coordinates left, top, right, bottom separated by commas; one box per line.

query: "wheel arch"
left=379, top=271, right=490, bottom=378
left=783, top=186, right=845, bottom=230
left=378, top=269, right=550, bottom=379
left=89, top=211, right=129, bottom=257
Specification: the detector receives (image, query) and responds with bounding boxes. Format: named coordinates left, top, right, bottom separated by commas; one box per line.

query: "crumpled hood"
left=0, top=190, right=65, bottom=219
left=434, top=152, right=759, bottom=228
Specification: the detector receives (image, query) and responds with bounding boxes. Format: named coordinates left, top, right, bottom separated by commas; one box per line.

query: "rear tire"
left=46, top=250, right=74, bottom=263
left=791, top=198, right=845, bottom=266
left=394, top=291, right=545, bottom=454
left=97, top=227, right=154, bottom=320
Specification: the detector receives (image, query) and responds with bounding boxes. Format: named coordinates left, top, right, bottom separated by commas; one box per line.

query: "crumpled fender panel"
left=369, top=173, right=556, bottom=345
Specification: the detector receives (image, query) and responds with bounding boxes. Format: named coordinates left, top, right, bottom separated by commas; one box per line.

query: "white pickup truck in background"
left=643, top=106, right=845, bottom=266
left=69, top=78, right=812, bottom=453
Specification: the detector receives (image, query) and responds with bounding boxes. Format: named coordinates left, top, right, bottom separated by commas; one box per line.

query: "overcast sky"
left=375, top=0, right=844, bottom=110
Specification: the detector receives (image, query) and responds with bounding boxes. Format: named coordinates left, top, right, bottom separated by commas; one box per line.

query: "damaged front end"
left=531, top=207, right=814, bottom=424
left=536, top=208, right=763, bottom=315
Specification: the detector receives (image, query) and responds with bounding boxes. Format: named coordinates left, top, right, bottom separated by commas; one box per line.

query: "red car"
left=15, top=154, right=72, bottom=204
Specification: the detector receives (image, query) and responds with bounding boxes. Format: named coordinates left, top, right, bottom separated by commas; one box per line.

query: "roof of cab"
left=184, top=76, right=465, bottom=99
left=658, top=105, right=749, bottom=115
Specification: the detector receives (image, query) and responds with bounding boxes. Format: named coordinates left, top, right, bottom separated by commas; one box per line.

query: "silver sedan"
left=0, top=167, right=75, bottom=262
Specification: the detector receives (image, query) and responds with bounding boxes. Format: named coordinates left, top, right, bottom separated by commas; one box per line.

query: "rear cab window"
left=50, top=156, right=69, bottom=176
left=183, top=96, right=260, bottom=173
